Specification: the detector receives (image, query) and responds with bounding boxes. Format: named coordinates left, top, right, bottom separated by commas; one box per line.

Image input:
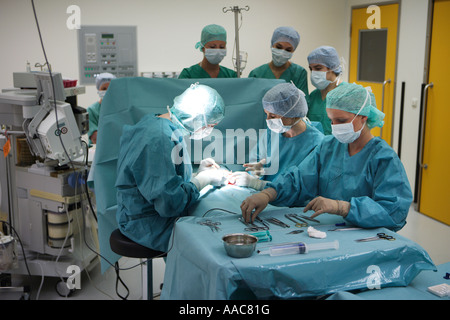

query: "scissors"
left=284, top=214, right=307, bottom=228
left=355, top=233, right=396, bottom=242
left=197, top=219, right=221, bottom=232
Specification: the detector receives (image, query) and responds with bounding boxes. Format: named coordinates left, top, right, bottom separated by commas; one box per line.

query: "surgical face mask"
left=311, top=71, right=332, bottom=90
left=271, top=48, right=293, bottom=67
left=98, top=90, right=106, bottom=99
left=190, top=126, right=214, bottom=140
left=331, top=89, right=370, bottom=144
left=266, top=118, right=301, bottom=134
left=204, top=48, right=227, bottom=65
left=331, top=118, right=366, bottom=144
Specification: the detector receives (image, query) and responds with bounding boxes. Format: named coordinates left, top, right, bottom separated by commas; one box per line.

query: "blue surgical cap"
left=195, top=24, right=227, bottom=51
left=271, top=27, right=300, bottom=50
left=95, top=72, right=116, bottom=90
left=263, top=83, right=308, bottom=118
left=169, top=84, right=225, bottom=133
left=308, top=46, right=342, bottom=74
left=326, top=82, right=385, bottom=129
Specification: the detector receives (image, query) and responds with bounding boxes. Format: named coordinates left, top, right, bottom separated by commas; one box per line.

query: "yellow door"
left=349, top=3, right=399, bottom=146
left=419, top=0, right=450, bottom=225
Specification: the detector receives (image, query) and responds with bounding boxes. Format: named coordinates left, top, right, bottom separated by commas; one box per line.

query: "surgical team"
left=89, top=24, right=413, bottom=252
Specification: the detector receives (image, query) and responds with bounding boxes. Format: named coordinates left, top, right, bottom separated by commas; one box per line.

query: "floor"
left=3, top=204, right=449, bottom=300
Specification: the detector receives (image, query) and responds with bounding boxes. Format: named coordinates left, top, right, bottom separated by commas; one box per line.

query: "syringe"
left=258, top=240, right=339, bottom=256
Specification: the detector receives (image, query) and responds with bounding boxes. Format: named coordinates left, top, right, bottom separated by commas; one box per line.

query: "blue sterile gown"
left=252, top=122, right=324, bottom=181
left=115, top=114, right=200, bottom=252
left=267, top=136, right=413, bottom=231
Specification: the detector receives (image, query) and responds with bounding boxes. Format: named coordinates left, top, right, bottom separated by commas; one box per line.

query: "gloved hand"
left=243, top=159, right=266, bottom=178
left=240, top=188, right=277, bottom=223
left=230, top=172, right=267, bottom=191
left=191, top=168, right=226, bottom=191
left=304, top=196, right=350, bottom=218
left=197, top=158, right=220, bottom=174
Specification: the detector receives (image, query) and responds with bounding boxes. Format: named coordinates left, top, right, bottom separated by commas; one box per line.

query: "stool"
left=109, top=229, right=166, bottom=299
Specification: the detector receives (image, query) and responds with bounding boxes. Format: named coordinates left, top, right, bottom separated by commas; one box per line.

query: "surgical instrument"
left=328, top=227, right=363, bottom=231
left=285, top=213, right=309, bottom=226
left=284, top=214, right=307, bottom=227
left=265, top=217, right=290, bottom=228
left=287, top=230, right=304, bottom=235
left=298, top=214, right=321, bottom=224
left=197, top=219, right=221, bottom=232
left=355, top=233, right=396, bottom=242
left=238, top=217, right=269, bottom=232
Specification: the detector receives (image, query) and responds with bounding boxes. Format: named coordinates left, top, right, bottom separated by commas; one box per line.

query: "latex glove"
left=243, top=159, right=266, bottom=178
left=197, top=158, right=220, bottom=174
left=230, top=172, right=267, bottom=191
left=240, top=188, right=277, bottom=223
left=304, top=196, right=350, bottom=219
left=191, top=168, right=226, bottom=191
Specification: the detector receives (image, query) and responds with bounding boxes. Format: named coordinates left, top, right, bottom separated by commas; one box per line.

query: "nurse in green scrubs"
left=248, top=27, right=309, bottom=99
left=178, top=24, right=237, bottom=79
left=87, top=72, right=116, bottom=145
left=307, top=46, right=343, bottom=135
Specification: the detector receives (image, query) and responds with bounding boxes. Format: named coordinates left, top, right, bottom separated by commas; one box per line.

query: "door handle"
left=380, top=79, right=391, bottom=139
left=418, top=82, right=434, bottom=169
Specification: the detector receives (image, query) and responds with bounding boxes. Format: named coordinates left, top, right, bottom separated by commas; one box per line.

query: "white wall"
left=0, top=0, right=348, bottom=107
left=0, top=0, right=430, bottom=191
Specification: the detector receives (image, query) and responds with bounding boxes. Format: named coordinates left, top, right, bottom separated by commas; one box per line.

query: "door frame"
left=349, top=0, right=402, bottom=147
left=415, top=0, right=439, bottom=210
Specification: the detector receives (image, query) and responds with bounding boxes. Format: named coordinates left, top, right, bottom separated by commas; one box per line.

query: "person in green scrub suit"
left=87, top=72, right=116, bottom=145
left=179, top=24, right=237, bottom=79
left=307, top=46, right=343, bottom=135
left=248, top=26, right=309, bottom=99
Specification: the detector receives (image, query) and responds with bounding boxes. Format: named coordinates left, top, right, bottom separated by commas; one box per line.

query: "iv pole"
left=223, top=5, right=250, bottom=78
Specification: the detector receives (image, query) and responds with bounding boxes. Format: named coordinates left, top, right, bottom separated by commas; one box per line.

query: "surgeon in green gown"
left=179, top=24, right=237, bottom=79
left=240, top=83, right=413, bottom=232
left=248, top=27, right=309, bottom=99
left=307, top=46, right=343, bottom=135
left=115, top=84, right=227, bottom=252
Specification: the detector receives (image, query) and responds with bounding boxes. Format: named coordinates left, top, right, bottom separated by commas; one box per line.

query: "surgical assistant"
left=240, top=83, right=413, bottom=232
left=179, top=24, right=237, bottom=79
left=87, top=73, right=116, bottom=144
left=115, top=84, right=226, bottom=252
left=307, top=46, right=343, bottom=135
left=249, top=27, right=309, bottom=98
left=232, top=82, right=323, bottom=190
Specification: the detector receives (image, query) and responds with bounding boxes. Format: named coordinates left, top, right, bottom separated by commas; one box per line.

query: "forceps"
left=355, top=233, right=396, bottom=242
left=265, top=217, right=290, bottom=228
left=285, top=213, right=309, bottom=227
left=284, top=214, right=307, bottom=227
left=197, top=219, right=221, bottom=232
left=238, top=217, right=269, bottom=232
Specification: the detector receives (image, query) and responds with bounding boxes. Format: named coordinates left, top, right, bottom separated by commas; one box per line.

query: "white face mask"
left=266, top=118, right=301, bottom=134
left=332, top=118, right=366, bottom=144
left=311, top=71, right=332, bottom=90
left=204, top=49, right=227, bottom=65
left=331, top=89, right=370, bottom=144
left=271, top=48, right=293, bottom=67
left=98, top=90, right=106, bottom=99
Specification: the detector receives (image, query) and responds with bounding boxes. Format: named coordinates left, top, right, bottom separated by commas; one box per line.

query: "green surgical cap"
left=326, top=82, right=385, bottom=129
left=195, top=24, right=227, bottom=51
left=169, top=84, right=225, bottom=133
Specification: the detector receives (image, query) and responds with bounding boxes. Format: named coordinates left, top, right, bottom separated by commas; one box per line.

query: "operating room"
left=0, top=0, right=449, bottom=303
